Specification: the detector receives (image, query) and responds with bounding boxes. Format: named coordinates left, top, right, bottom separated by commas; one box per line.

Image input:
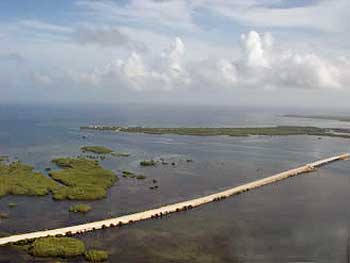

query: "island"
left=283, top=114, right=350, bottom=122
left=69, top=204, right=92, bottom=213
left=49, top=158, right=117, bottom=200
left=0, top=157, right=117, bottom=201
left=80, top=125, right=350, bottom=138
left=13, top=236, right=108, bottom=262
left=81, top=146, right=114, bottom=154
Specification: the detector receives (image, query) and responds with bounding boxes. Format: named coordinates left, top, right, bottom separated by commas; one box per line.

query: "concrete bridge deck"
left=0, top=153, right=348, bottom=246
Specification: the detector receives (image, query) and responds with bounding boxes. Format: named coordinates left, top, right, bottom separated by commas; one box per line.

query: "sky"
left=1, top=0, right=350, bottom=107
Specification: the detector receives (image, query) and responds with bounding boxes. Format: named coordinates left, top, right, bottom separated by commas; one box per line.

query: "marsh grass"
left=14, top=237, right=108, bottom=261
left=122, top=171, right=146, bottom=180
left=0, top=157, right=117, bottom=201
left=84, top=249, right=108, bottom=262
left=140, top=160, right=157, bottom=166
left=69, top=204, right=92, bottom=213
left=81, top=125, right=350, bottom=138
left=81, top=146, right=113, bottom=154
left=50, top=158, right=117, bottom=200
left=28, top=237, right=85, bottom=258
left=111, top=152, right=130, bottom=157
left=0, top=161, right=60, bottom=199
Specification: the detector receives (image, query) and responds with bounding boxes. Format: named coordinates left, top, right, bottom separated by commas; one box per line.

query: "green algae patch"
left=69, top=204, right=92, bottom=213
left=122, top=170, right=136, bottom=178
left=81, top=146, right=113, bottom=154
left=0, top=161, right=60, bottom=199
left=140, top=160, right=157, bottom=166
left=84, top=249, right=108, bottom=262
left=122, top=171, right=146, bottom=180
left=49, top=158, right=117, bottom=200
left=29, top=237, right=85, bottom=258
left=111, top=152, right=130, bottom=157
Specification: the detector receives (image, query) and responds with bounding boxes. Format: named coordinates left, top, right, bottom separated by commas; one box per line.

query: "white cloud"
left=79, top=37, right=190, bottom=91
left=76, top=31, right=350, bottom=93
left=194, top=0, right=350, bottom=33
left=241, top=31, right=270, bottom=68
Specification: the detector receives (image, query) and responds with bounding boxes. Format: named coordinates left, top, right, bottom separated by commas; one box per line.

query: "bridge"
left=0, top=153, right=348, bottom=246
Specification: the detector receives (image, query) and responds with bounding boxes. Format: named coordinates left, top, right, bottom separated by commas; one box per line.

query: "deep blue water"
left=1, top=103, right=350, bottom=262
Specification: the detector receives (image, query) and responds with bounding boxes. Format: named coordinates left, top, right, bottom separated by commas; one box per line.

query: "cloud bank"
left=78, top=30, right=349, bottom=93
left=1, top=0, right=350, bottom=106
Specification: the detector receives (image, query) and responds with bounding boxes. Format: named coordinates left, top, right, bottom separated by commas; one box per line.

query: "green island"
left=81, top=125, right=350, bottom=138
left=0, top=158, right=117, bottom=200
left=111, top=152, right=130, bottom=157
left=13, top=236, right=108, bottom=261
left=50, top=158, right=117, bottom=200
left=81, top=146, right=113, bottom=154
left=140, top=160, right=157, bottom=166
left=29, top=237, right=85, bottom=258
left=0, top=161, right=60, bottom=198
left=84, top=249, right=109, bottom=262
left=69, top=204, right=92, bottom=213
left=122, top=171, right=146, bottom=180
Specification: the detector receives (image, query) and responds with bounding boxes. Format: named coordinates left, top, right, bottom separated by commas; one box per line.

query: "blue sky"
left=0, top=0, right=350, bottom=107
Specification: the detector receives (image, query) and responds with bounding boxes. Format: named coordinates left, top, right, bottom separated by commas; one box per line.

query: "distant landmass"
left=283, top=114, right=350, bottom=122
left=81, top=125, right=350, bottom=139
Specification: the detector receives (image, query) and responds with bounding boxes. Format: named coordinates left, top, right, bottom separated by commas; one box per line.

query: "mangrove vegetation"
left=122, top=171, right=146, bottom=180
left=0, top=161, right=60, bottom=199
left=81, top=146, right=113, bottom=154
left=50, top=158, right=117, bottom=200
left=84, top=249, right=108, bottom=262
left=29, top=237, right=86, bottom=258
left=0, top=157, right=117, bottom=201
left=13, top=236, right=108, bottom=262
left=81, top=125, right=350, bottom=138
left=69, top=204, right=92, bottom=213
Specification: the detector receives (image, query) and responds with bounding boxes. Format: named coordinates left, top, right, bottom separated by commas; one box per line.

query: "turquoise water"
left=0, top=104, right=350, bottom=262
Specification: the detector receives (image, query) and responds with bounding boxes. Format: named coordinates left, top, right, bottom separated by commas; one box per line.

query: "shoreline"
left=80, top=125, right=350, bottom=139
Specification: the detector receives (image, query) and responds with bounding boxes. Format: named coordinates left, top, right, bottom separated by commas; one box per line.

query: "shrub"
left=29, top=237, right=85, bottom=258
left=84, top=249, right=108, bottom=262
left=81, top=146, right=113, bottom=154
left=69, top=204, right=91, bottom=213
left=140, top=160, right=157, bottom=166
left=0, top=161, right=60, bottom=199
left=50, top=158, right=117, bottom=200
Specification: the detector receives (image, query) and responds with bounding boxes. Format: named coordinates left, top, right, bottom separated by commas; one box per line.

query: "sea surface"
left=0, top=103, right=350, bottom=262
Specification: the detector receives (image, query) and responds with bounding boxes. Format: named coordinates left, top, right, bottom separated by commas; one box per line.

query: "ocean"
left=0, top=103, right=350, bottom=262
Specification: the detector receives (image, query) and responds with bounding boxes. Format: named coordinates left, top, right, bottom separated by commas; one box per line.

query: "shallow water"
left=1, top=104, right=350, bottom=262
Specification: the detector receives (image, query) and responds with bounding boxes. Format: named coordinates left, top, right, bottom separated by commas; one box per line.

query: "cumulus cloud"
left=241, top=31, right=271, bottom=68
left=77, top=30, right=350, bottom=92
left=237, top=31, right=344, bottom=90
left=79, top=37, right=190, bottom=91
